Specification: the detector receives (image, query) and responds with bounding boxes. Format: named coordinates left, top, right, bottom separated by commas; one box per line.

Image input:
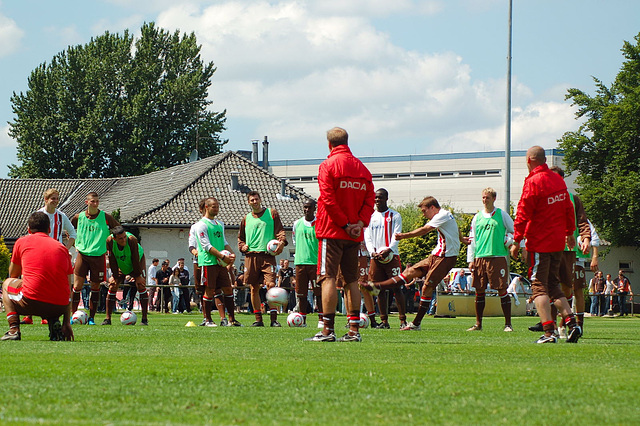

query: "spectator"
left=147, top=258, right=159, bottom=311
left=177, top=259, right=191, bottom=314
left=169, top=267, right=181, bottom=313
left=604, top=273, right=616, bottom=315
left=615, top=271, right=633, bottom=316
left=155, top=261, right=172, bottom=313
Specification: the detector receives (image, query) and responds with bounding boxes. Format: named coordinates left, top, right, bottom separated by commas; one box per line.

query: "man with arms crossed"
left=192, top=197, right=241, bottom=327
left=238, top=191, right=287, bottom=327
left=364, top=196, right=467, bottom=331
left=2, top=212, right=74, bottom=341
left=364, top=188, right=407, bottom=329
left=510, top=146, right=580, bottom=343
left=305, top=127, right=374, bottom=342
left=466, top=187, right=515, bottom=332
left=105, top=226, right=149, bottom=325
left=292, top=199, right=321, bottom=327
left=71, top=192, right=120, bottom=325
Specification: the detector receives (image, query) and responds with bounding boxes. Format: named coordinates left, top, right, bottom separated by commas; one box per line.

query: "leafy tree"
left=558, top=32, right=640, bottom=247
left=0, top=236, right=10, bottom=280
left=8, top=22, right=226, bottom=178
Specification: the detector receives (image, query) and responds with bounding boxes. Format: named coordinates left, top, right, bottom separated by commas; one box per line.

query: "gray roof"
left=0, top=151, right=314, bottom=241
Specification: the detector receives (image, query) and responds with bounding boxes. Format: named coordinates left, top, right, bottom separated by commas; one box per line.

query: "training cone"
left=185, top=321, right=197, bottom=327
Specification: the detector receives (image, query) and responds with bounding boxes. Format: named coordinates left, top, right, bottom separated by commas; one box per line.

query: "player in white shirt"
left=364, top=188, right=406, bottom=329
left=363, top=196, right=468, bottom=331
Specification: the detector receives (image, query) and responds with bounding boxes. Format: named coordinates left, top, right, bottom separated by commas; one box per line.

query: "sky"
left=1, top=0, right=639, bottom=178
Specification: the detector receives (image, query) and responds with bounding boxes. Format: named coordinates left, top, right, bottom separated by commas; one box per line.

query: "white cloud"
left=42, top=25, right=84, bottom=48
left=0, top=125, right=16, bottom=148
left=0, top=12, right=24, bottom=57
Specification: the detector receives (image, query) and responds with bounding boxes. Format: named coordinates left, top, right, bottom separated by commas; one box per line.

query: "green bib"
left=245, top=208, right=274, bottom=252
left=293, top=218, right=318, bottom=265
left=474, top=208, right=508, bottom=258
left=113, top=232, right=144, bottom=274
left=566, top=193, right=590, bottom=259
left=76, top=210, right=110, bottom=256
left=197, top=218, right=226, bottom=266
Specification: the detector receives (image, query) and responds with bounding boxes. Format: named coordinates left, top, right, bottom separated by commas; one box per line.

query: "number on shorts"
left=392, top=267, right=401, bottom=277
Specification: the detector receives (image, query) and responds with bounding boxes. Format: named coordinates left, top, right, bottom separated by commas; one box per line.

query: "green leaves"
left=8, top=22, right=226, bottom=178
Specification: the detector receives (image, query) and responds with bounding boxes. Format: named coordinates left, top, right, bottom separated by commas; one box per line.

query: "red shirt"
left=11, top=232, right=73, bottom=306
left=514, top=163, right=576, bottom=253
left=316, top=145, right=375, bottom=241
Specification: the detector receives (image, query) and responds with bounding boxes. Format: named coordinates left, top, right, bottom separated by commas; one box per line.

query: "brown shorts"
left=414, top=255, right=457, bottom=289
left=528, top=251, right=565, bottom=301
left=369, top=255, right=402, bottom=282
left=357, top=255, right=370, bottom=285
left=573, top=264, right=587, bottom=290
left=74, top=252, right=106, bottom=283
left=202, top=265, right=232, bottom=291
left=3, top=279, right=68, bottom=319
left=243, top=253, right=276, bottom=287
left=295, top=264, right=317, bottom=294
left=472, top=257, right=509, bottom=292
left=317, top=238, right=359, bottom=284
left=559, top=251, right=576, bottom=286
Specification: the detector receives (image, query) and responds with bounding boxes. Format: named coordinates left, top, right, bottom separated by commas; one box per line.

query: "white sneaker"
left=205, top=321, right=218, bottom=327
left=400, top=321, right=421, bottom=331
left=504, top=325, right=514, bottom=332
left=558, top=326, right=567, bottom=340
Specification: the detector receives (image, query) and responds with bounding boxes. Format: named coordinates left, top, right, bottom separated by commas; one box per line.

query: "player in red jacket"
left=510, top=146, right=580, bottom=343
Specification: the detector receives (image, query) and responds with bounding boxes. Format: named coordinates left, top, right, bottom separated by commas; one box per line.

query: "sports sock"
left=322, top=313, right=335, bottom=334
left=139, top=290, right=149, bottom=321
left=254, top=310, right=263, bottom=322
left=214, top=293, right=226, bottom=319
left=297, top=295, right=308, bottom=316
left=6, top=312, right=20, bottom=331
left=576, top=312, right=584, bottom=328
left=269, top=307, right=278, bottom=323
left=348, top=311, right=360, bottom=333
left=563, top=313, right=577, bottom=329
left=412, top=298, right=430, bottom=326
left=378, top=290, right=388, bottom=322
left=89, top=290, right=99, bottom=318
left=202, top=297, right=213, bottom=322
left=72, top=290, right=81, bottom=312
left=499, top=292, right=511, bottom=326
left=475, top=294, right=486, bottom=327
left=378, top=274, right=408, bottom=291
left=224, top=295, right=236, bottom=322
left=542, top=320, right=555, bottom=336
left=105, top=290, right=117, bottom=319
left=394, top=288, right=407, bottom=322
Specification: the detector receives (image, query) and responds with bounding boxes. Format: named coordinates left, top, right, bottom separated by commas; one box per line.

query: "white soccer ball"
left=218, top=249, right=232, bottom=267
left=287, top=312, right=305, bottom=327
left=266, top=239, right=280, bottom=256
left=359, top=312, right=370, bottom=329
left=266, top=287, right=288, bottom=306
left=377, top=247, right=394, bottom=264
left=71, top=310, right=88, bottom=325
left=120, top=311, right=137, bottom=325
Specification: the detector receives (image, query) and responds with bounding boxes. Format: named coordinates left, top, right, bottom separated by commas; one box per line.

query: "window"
left=619, top=261, right=633, bottom=273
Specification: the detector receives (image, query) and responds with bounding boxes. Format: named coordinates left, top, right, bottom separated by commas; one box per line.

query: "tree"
left=0, top=236, right=10, bottom=280
left=558, top=33, right=640, bottom=248
left=8, top=22, right=226, bottom=178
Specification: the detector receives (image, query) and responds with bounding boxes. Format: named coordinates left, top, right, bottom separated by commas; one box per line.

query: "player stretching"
left=21, top=188, right=77, bottom=326
left=192, top=197, right=241, bottom=327
left=238, top=191, right=287, bottom=327
left=71, top=192, right=120, bottom=325
left=363, top=196, right=467, bottom=331
left=466, top=188, right=515, bottom=332
left=105, top=226, right=149, bottom=325
left=292, top=199, right=321, bottom=327
left=364, top=188, right=406, bottom=329
left=305, top=127, right=374, bottom=342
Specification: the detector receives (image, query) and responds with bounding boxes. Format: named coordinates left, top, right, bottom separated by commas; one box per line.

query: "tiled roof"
left=0, top=151, right=314, bottom=240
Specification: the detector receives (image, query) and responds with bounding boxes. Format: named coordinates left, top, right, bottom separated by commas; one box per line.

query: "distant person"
left=2, top=212, right=73, bottom=341
left=615, top=270, right=633, bottom=316
left=292, top=199, right=321, bottom=327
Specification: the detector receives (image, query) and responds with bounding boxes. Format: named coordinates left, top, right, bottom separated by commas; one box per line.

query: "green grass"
left=1, top=312, right=639, bottom=425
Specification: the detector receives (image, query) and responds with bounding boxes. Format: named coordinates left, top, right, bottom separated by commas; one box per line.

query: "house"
left=0, top=151, right=314, bottom=271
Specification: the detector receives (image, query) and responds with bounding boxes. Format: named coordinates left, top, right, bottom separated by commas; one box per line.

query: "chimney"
left=281, top=178, right=286, bottom=197
left=262, top=136, right=269, bottom=170
left=252, top=140, right=259, bottom=164
left=230, top=171, right=240, bottom=191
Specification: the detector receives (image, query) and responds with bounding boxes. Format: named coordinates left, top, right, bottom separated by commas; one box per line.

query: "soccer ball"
left=287, top=312, right=305, bottom=327
left=120, top=311, right=137, bottom=325
left=218, top=249, right=232, bottom=267
left=266, top=239, right=280, bottom=256
left=71, top=310, right=88, bottom=325
left=377, top=247, right=394, bottom=264
left=266, top=287, right=288, bottom=306
left=359, top=313, right=370, bottom=329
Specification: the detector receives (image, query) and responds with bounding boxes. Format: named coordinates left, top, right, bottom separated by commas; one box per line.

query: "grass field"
left=1, top=312, right=639, bottom=425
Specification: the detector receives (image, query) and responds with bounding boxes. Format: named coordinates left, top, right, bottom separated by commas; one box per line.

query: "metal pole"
left=505, top=0, right=513, bottom=214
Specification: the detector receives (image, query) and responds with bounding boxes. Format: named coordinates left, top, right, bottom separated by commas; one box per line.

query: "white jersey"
left=191, top=217, right=229, bottom=253
left=147, top=264, right=157, bottom=286
left=364, top=208, right=402, bottom=256
left=37, top=207, right=76, bottom=243
left=427, top=209, right=460, bottom=257
left=576, top=220, right=600, bottom=267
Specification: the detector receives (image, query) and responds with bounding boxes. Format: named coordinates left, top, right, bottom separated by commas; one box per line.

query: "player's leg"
left=217, top=267, right=238, bottom=326
left=88, top=281, right=101, bottom=324
left=295, top=265, right=310, bottom=325
left=376, top=290, right=389, bottom=328
left=262, top=258, right=280, bottom=327
left=408, top=256, right=457, bottom=329
left=2, top=278, right=23, bottom=340
left=468, top=260, right=485, bottom=330
left=360, top=289, right=378, bottom=328
left=490, top=258, right=512, bottom=331
left=103, top=278, right=120, bottom=324
left=548, top=253, right=580, bottom=342
left=572, top=264, right=587, bottom=330
left=201, top=266, right=217, bottom=326
left=306, top=238, right=340, bottom=340
left=135, top=282, right=149, bottom=325
left=72, top=254, right=89, bottom=312
left=336, top=242, right=362, bottom=342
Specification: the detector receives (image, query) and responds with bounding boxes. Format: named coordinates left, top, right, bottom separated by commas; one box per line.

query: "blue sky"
left=1, top=0, right=638, bottom=178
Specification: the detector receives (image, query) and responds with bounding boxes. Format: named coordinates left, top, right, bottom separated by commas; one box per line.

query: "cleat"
left=528, top=322, right=543, bottom=332
left=375, top=322, right=390, bottom=329
left=198, top=319, right=207, bottom=326
left=271, top=321, right=282, bottom=327
left=317, top=321, right=324, bottom=329
left=304, top=332, right=336, bottom=342
left=467, top=324, right=482, bottom=331
left=220, top=318, right=229, bottom=327
left=228, top=320, right=243, bottom=327
left=504, top=325, right=514, bottom=332
left=566, top=325, right=582, bottom=343
left=251, top=321, right=265, bottom=327
left=338, top=332, right=362, bottom=342
left=101, top=319, right=111, bottom=326
left=141, top=320, right=149, bottom=326
left=558, top=326, right=567, bottom=340
left=399, top=321, right=408, bottom=329
left=536, top=334, right=558, bottom=344
left=48, top=321, right=64, bottom=341
left=1, top=330, right=21, bottom=341
left=41, top=319, right=48, bottom=325
left=552, top=329, right=560, bottom=339
left=20, top=317, right=33, bottom=325
left=370, top=320, right=379, bottom=329
left=204, top=321, right=217, bottom=327
left=87, top=318, right=95, bottom=325
left=400, top=322, right=421, bottom=331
